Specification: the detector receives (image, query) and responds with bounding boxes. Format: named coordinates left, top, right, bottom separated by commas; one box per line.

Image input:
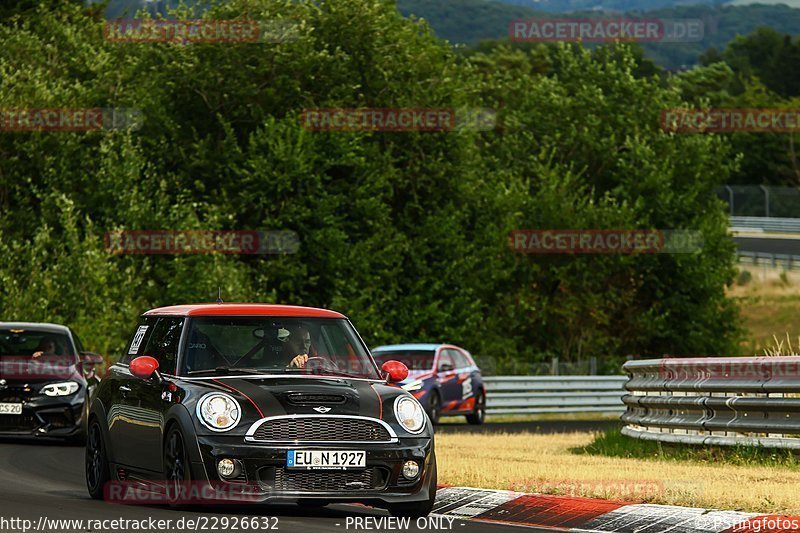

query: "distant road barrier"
left=730, top=216, right=800, bottom=233
left=622, top=357, right=800, bottom=449
left=484, top=376, right=627, bottom=415
left=737, top=250, right=800, bottom=272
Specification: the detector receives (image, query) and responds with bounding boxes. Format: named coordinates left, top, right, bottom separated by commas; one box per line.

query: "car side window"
left=72, top=332, right=85, bottom=354
left=121, top=317, right=157, bottom=365
left=451, top=349, right=470, bottom=370
left=437, top=350, right=454, bottom=371
left=142, top=317, right=184, bottom=375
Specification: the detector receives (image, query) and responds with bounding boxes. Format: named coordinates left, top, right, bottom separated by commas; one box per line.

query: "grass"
left=728, top=267, right=800, bottom=355
left=435, top=428, right=800, bottom=514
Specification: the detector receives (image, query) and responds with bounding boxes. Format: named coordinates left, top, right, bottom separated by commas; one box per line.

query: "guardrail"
left=484, top=376, right=627, bottom=415
left=621, top=357, right=800, bottom=449
left=737, top=250, right=800, bottom=272
left=731, top=216, right=800, bottom=233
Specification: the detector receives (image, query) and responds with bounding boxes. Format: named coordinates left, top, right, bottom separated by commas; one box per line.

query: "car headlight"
left=401, top=379, right=424, bottom=392
left=394, top=396, right=425, bottom=434
left=41, top=381, right=79, bottom=397
left=197, top=393, right=241, bottom=432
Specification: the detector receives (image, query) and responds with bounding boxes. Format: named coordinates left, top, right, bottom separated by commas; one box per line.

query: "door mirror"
left=130, top=356, right=160, bottom=380
left=381, top=360, right=409, bottom=383
left=81, top=352, right=104, bottom=366
left=439, top=362, right=454, bottom=372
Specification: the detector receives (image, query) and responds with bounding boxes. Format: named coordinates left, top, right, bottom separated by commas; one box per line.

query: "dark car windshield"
left=372, top=350, right=435, bottom=371
left=181, top=317, right=381, bottom=379
left=0, top=329, right=75, bottom=357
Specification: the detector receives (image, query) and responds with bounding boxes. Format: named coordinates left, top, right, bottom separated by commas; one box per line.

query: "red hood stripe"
left=211, top=378, right=265, bottom=418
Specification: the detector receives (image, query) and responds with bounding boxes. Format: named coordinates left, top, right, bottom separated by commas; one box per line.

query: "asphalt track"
left=0, top=429, right=553, bottom=533
left=734, top=234, right=800, bottom=255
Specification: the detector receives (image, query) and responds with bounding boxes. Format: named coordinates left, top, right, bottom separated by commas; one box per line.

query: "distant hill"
left=96, top=0, right=800, bottom=69
left=397, top=0, right=800, bottom=68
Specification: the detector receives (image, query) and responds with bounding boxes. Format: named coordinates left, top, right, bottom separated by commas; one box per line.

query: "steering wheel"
left=304, top=356, right=339, bottom=373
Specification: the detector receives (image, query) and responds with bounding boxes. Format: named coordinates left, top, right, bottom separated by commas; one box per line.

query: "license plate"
left=286, top=450, right=366, bottom=470
left=0, top=403, right=22, bottom=415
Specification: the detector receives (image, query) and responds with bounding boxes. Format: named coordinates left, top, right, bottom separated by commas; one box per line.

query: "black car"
left=85, top=304, right=437, bottom=517
left=0, top=322, right=103, bottom=441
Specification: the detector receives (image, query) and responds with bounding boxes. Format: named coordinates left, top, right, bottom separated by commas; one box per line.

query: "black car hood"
left=211, top=376, right=388, bottom=420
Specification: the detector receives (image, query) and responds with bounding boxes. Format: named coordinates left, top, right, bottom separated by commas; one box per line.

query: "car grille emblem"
left=313, top=406, right=331, bottom=413
left=0, top=379, right=6, bottom=390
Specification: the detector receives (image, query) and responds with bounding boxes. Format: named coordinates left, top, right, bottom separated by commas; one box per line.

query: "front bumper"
left=189, top=435, right=434, bottom=505
left=0, top=391, right=86, bottom=438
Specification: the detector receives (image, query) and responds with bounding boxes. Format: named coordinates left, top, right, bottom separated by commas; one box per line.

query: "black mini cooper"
left=85, top=304, right=436, bottom=517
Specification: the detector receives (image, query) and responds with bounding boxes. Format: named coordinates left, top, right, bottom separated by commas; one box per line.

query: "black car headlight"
left=41, top=381, right=80, bottom=397
left=394, top=396, right=425, bottom=434
left=196, top=393, right=241, bottom=432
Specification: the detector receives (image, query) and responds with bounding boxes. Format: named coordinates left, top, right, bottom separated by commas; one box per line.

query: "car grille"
left=258, top=467, right=388, bottom=492
left=250, top=417, right=393, bottom=443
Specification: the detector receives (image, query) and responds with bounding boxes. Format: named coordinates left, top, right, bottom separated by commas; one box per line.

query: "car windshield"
left=181, top=317, right=381, bottom=379
left=0, top=329, right=74, bottom=358
left=372, top=350, right=435, bottom=371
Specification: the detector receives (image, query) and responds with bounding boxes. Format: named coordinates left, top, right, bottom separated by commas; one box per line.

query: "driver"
left=32, top=336, right=58, bottom=359
left=284, top=326, right=316, bottom=368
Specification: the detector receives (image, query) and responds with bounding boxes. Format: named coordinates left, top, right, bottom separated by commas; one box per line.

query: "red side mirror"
left=130, top=356, right=159, bottom=380
left=381, top=360, right=409, bottom=383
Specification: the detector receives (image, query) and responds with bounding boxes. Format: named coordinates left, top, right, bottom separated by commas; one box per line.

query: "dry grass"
left=435, top=431, right=800, bottom=514
left=728, top=267, right=800, bottom=355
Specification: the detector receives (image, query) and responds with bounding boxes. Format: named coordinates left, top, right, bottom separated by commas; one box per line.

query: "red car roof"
left=142, top=303, right=346, bottom=319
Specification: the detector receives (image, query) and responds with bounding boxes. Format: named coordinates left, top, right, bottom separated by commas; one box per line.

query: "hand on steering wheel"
left=288, top=354, right=309, bottom=368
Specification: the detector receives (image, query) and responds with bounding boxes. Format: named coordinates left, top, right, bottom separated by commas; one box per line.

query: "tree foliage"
left=0, top=0, right=742, bottom=370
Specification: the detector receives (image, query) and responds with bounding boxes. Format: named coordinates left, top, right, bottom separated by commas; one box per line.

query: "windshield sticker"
left=128, top=325, right=149, bottom=355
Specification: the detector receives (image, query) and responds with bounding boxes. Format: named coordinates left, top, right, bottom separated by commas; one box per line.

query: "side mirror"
left=381, top=360, right=409, bottom=383
left=439, top=362, right=454, bottom=372
left=130, top=356, right=160, bottom=380
left=81, top=352, right=104, bottom=366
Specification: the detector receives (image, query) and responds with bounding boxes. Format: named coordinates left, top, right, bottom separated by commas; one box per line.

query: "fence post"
left=590, top=357, right=597, bottom=375
left=551, top=357, right=559, bottom=376
left=760, top=185, right=770, bottom=217
left=725, top=185, right=734, bottom=216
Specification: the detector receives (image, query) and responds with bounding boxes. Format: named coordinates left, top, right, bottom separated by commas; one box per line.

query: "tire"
left=85, top=419, right=111, bottom=500
left=387, top=453, right=437, bottom=518
left=164, top=426, right=190, bottom=506
left=426, top=391, right=441, bottom=425
left=466, top=391, right=486, bottom=425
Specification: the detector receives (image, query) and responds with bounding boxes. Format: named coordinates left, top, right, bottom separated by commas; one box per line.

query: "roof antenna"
left=216, top=287, right=223, bottom=304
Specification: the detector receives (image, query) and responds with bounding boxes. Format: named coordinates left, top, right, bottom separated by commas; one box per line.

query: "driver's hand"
left=32, top=351, right=43, bottom=359
left=288, top=354, right=309, bottom=368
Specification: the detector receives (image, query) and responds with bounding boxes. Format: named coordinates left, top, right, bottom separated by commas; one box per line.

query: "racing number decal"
left=461, top=377, right=473, bottom=400
left=128, top=325, right=149, bottom=355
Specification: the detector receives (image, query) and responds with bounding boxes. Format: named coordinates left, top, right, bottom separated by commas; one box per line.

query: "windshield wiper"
left=280, top=367, right=373, bottom=379
left=186, top=367, right=270, bottom=376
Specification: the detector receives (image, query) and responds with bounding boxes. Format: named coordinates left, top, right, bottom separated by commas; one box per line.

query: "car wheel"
left=85, top=419, right=110, bottom=500
left=387, top=453, right=437, bottom=518
left=164, top=426, right=190, bottom=506
left=466, top=391, right=486, bottom=425
left=427, top=391, right=440, bottom=425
